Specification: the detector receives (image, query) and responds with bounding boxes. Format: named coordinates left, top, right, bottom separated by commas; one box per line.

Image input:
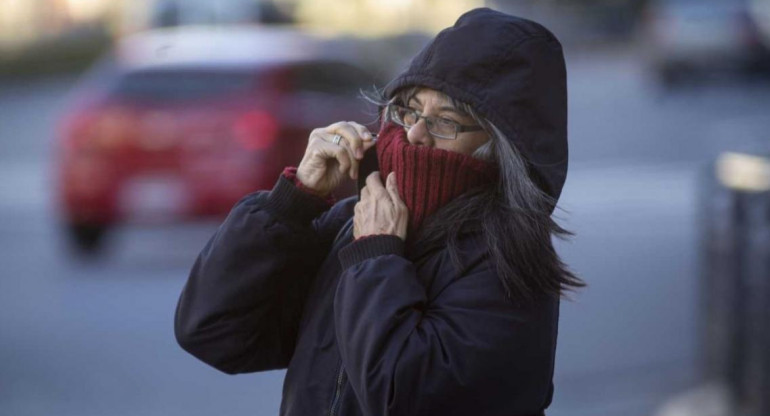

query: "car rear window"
left=109, top=69, right=258, bottom=101
left=292, top=62, right=375, bottom=95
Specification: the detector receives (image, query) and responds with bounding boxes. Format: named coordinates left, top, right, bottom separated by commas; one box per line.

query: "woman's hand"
left=296, top=121, right=376, bottom=197
left=354, top=172, right=408, bottom=241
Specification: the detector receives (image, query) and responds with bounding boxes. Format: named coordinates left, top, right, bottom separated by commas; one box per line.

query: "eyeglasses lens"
left=391, top=105, right=456, bottom=139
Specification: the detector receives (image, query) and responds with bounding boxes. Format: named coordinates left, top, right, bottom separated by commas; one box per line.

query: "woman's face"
left=403, top=89, right=490, bottom=156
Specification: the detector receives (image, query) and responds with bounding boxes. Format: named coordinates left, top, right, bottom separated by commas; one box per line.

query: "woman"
left=175, top=8, right=583, bottom=416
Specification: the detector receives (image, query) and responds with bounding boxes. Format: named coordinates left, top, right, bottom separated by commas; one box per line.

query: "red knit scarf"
left=376, top=122, right=498, bottom=237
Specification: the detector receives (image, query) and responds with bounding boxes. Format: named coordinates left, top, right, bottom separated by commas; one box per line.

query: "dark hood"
left=385, top=7, right=568, bottom=208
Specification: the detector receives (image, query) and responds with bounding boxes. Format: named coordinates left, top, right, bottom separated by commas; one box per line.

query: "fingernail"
left=357, top=148, right=363, bottom=159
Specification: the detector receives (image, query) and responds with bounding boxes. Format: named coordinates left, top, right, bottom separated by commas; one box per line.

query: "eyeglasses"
left=387, top=103, right=483, bottom=140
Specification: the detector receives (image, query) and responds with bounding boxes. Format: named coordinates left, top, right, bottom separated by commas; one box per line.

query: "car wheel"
left=66, top=223, right=107, bottom=255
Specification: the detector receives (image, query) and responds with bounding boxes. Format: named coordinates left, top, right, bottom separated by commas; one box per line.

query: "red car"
left=56, top=26, right=378, bottom=253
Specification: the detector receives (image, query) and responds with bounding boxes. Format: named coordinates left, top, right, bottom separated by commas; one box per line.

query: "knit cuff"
left=338, top=235, right=405, bottom=270
left=282, top=167, right=337, bottom=205
left=263, top=175, right=332, bottom=226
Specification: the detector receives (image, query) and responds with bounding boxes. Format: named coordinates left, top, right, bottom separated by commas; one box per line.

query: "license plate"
left=119, top=175, right=189, bottom=222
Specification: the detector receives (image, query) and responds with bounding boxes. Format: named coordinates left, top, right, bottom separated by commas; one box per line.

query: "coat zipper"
left=329, top=363, right=347, bottom=416
left=329, top=218, right=353, bottom=416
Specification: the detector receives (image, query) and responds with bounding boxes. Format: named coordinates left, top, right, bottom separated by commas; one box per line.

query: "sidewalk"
left=653, top=382, right=734, bottom=416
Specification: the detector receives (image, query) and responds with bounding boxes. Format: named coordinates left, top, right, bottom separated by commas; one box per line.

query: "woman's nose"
left=406, top=119, right=433, bottom=147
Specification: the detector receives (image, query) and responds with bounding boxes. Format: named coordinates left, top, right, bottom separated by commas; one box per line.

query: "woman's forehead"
left=410, top=88, right=452, bottom=104
left=410, top=89, right=469, bottom=114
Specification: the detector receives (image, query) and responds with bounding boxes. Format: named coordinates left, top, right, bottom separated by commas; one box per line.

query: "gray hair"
left=362, top=86, right=584, bottom=301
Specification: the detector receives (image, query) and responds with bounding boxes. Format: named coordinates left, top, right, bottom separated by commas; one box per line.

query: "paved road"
left=1, top=46, right=769, bottom=416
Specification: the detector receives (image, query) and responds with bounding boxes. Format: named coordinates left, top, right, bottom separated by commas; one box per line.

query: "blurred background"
left=1, top=0, right=770, bottom=415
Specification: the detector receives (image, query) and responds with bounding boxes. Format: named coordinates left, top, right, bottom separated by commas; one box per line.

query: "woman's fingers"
left=329, top=141, right=351, bottom=175
left=367, top=171, right=404, bottom=207
left=385, top=172, right=403, bottom=206
left=297, top=121, right=373, bottom=195
left=355, top=172, right=407, bottom=241
left=365, top=171, right=388, bottom=199
left=385, top=172, right=407, bottom=240
left=327, top=121, right=373, bottom=160
left=347, top=121, right=376, bottom=157
left=324, top=125, right=360, bottom=179
left=309, top=132, right=353, bottom=178
left=325, top=122, right=360, bottom=156
left=347, top=121, right=374, bottom=140
left=352, top=202, right=362, bottom=239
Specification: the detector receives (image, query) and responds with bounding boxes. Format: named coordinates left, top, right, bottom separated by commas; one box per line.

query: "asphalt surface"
left=1, top=46, right=769, bottom=416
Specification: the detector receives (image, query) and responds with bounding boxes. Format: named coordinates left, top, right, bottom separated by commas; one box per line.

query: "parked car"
left=55, top=26, right=379, bottom=254
left=641, top=0, right=770, bottom=88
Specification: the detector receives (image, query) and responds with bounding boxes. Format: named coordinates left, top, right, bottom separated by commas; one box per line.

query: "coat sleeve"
left=334, top=235, right=559, bottom=416
left=174, top=176, right=351, bottom=374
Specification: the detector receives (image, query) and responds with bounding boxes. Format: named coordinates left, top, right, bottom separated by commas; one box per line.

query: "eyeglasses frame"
left=386, top=103, right=484, bottom=140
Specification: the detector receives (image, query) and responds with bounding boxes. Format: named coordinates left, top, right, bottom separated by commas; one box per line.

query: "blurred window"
left=292, top=62, right=373, bottom=96
left=109, top=70, right=258, bottom=101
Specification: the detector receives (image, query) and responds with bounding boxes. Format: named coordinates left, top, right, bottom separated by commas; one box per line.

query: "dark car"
left=642, top=0, right=770, bottom=87
left=55, top=26, right=378, bottom=254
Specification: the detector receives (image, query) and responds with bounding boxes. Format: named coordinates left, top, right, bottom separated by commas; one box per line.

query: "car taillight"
left=232, top=110, right=279, bottom=151
left=63, top=108, right=137, bottom=152
left=61, top=112, right=94, bottom=151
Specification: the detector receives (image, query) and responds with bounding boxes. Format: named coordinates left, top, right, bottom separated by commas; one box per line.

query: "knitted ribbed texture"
left=376, top=123, right=497, bottom=237
left=338, top=235, right=405, bottom=270
left=263, top=175, right=332, bottom=226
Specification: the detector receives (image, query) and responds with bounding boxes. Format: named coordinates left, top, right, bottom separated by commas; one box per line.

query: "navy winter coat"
left=175, top=177, right=559, bottom=416
left=176, top=7, right=567, bottom=416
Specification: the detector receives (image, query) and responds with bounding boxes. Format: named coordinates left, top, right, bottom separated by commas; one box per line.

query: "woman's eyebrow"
left=408, top=95, right=470, bottom=119
left=438, top=106, right=465, bottom=115
left=409, top=96, right=466, bottom=115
